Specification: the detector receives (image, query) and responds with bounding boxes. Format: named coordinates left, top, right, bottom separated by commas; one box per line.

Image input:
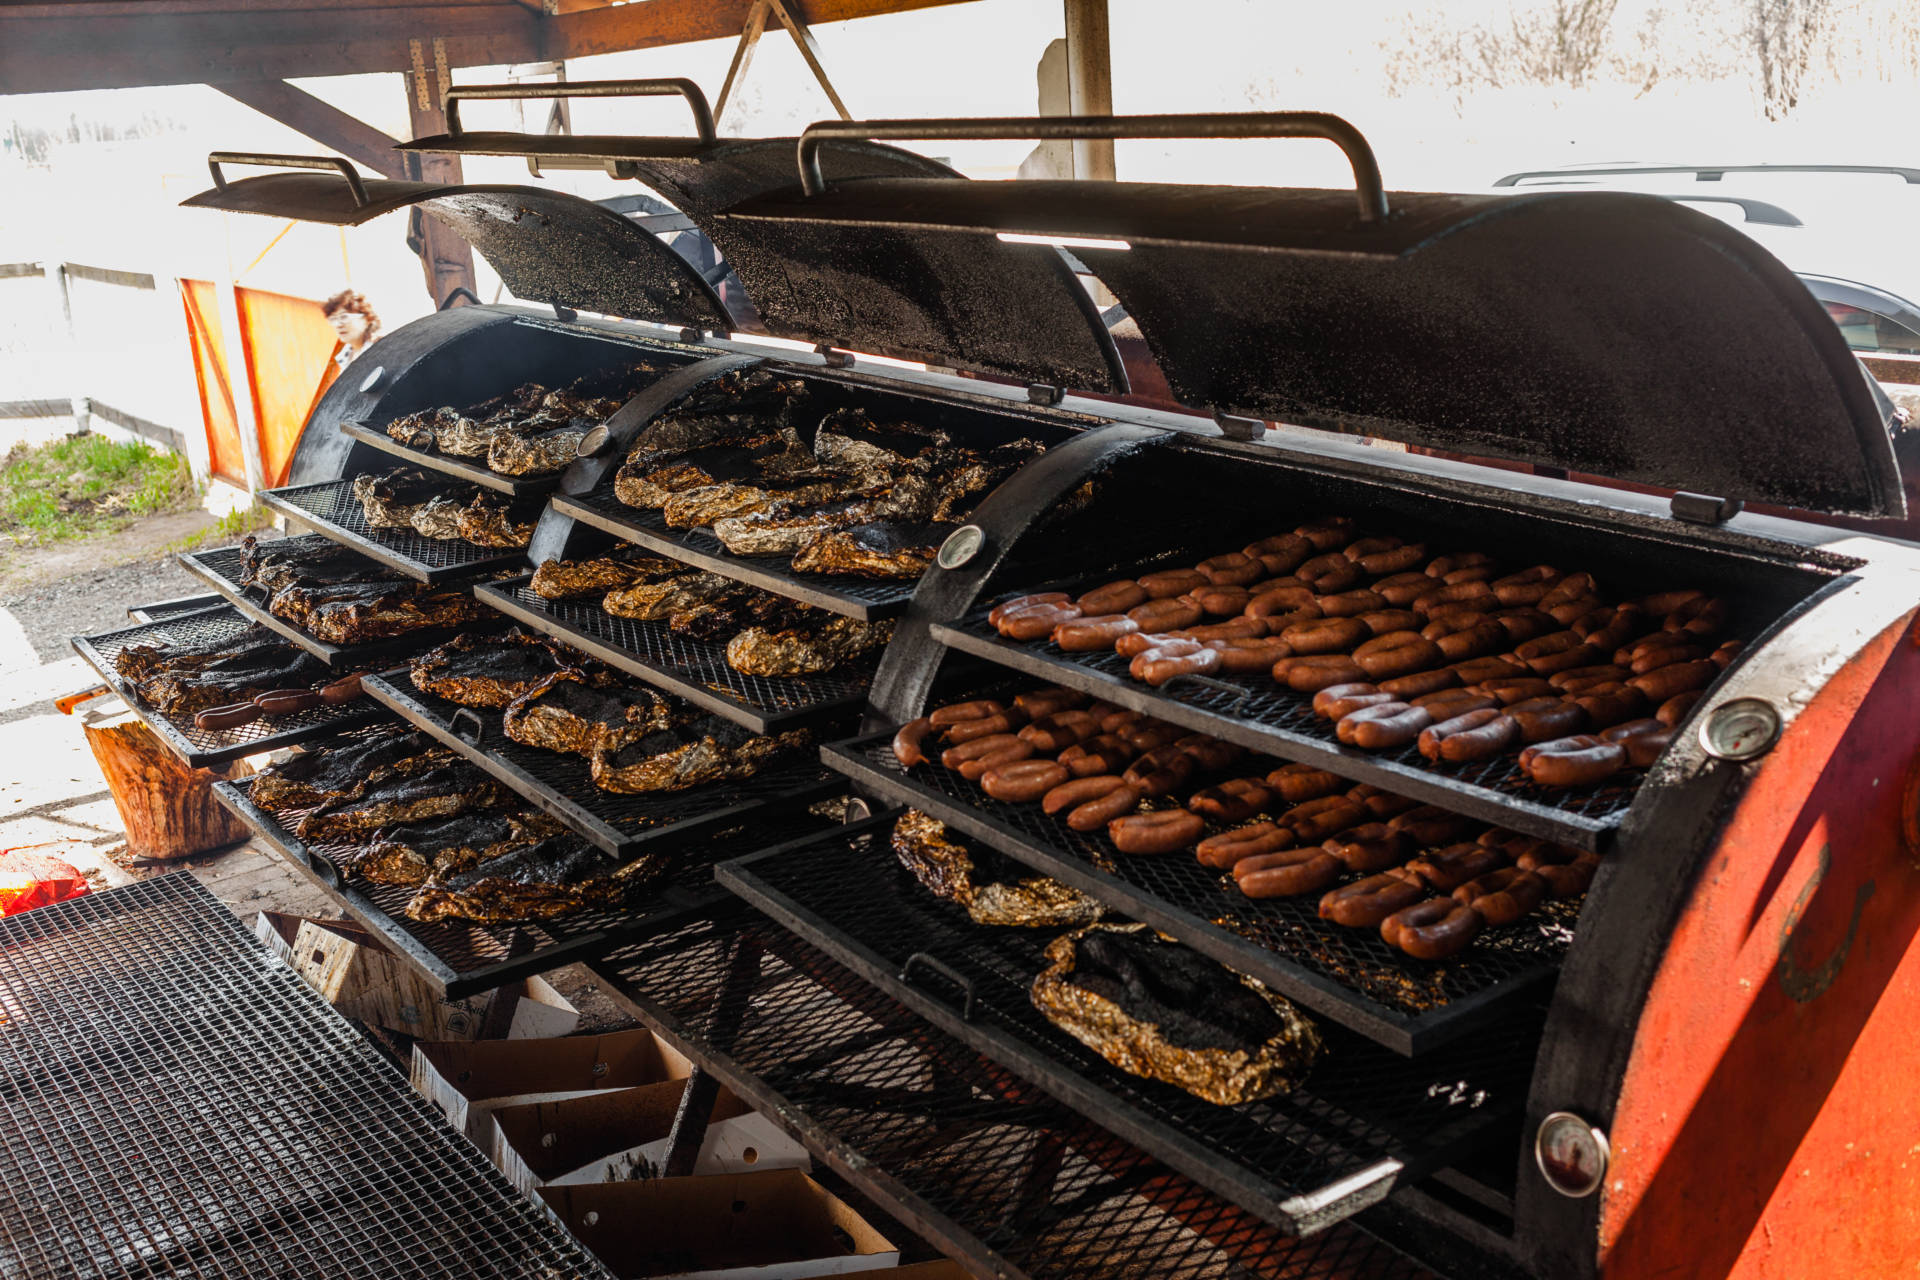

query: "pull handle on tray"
left=899, top=951, right=978, bottom=1022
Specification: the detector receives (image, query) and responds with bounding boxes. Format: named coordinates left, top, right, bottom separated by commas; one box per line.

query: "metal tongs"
left=192, top=673, right=366, bottom=731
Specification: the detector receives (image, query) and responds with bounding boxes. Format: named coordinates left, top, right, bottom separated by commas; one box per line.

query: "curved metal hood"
left=182, top=164, right=730, bottom=332
left=720, top=178, right=1903, bottom=516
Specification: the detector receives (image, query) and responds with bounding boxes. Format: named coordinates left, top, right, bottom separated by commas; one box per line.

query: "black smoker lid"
left=181, top=160, right=731, bottom=331
left=723, top=176, right=1903, bottom=517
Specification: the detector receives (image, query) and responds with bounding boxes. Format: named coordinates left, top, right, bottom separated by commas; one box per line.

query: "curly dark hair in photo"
left=321, top=289, right=381, bottom=340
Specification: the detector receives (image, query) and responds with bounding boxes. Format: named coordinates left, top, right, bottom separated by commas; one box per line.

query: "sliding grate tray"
left=263, top=477, right=535, bottom=583
left=827, top=731, right=1575, bottom=1057
left=0, top=874, right=609, bottom=1280
left=127, top=592, right=223, bottom=623
left=475, top=574, right=875, bottom=735
left=552, top=489, right=917, bottom=621
left=364, top=671, right=840, bottom=858
left=719, top=816, right=1533, bottom=1236
left=593, top=911, right=1437, bottom=1280
left=179, top=535, right=495, bottom=667
left=342, top=420, right=564, bottom=497
left=934, top=605, right=1643, bottom=851
left=216, top=767, right=839, bottom=999
left=70, top=604, right=385, bottom=768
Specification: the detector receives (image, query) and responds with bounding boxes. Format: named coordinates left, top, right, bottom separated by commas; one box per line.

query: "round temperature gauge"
left=937, top=524, right=987, bottom=571
left=1698, top=697, right=1782, bottom=762
left=1536, top=1111, right=1610, bottom=1198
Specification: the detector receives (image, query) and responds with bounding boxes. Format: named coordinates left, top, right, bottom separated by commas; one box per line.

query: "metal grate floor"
left=552, top=490, right=917, bottom=621
left=180, top=535, right=501, bottom=667
left=70, top=604, right=386, bottom=768
left=594, top=909, right=1440, bottom=1280
left=719, top=817, right=1534, bottom=1235
left=218, top=763, right=839, bottom=998
left=935, top=605, right=1642, bottom=849
left=264, top=478, right=535, bottom=584
left=475, top=575, right=875, bottom=735
left=827, top=730, right=1575, bottom=1057
left=363, top=671, right=839, bottom=858
left=0, top=874, right=608, bottom=1280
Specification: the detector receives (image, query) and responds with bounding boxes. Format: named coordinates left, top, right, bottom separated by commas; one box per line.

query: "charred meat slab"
left=892, top=810, right=1102, bottom=929
left=488, top=424, right=586, bottom=477
left=589, top=718, right=811, bottom=794
left=453, top=491, right=537, bottom=549
left=344, top=809, right=568, bottom=886
left=1030, top=923, right=1323, bottom=1106
left=530, top=554, right=688, bottom=600
left=353, top=468, right=447, bottom=529
left=249, top=730, right=442, bottom=810
left=600, top=571, right=743, bottom=622
left=502, top=672, right=677, bottom=756
left=127, top=637, right=330, bottom=717
left=296, top=761, right=512, bottom=842
left=725, top=616, right=892, bottom=677
left=405, top=835, right=666, bottom=923
left=113, top=625, right=286, bottom=685
left=411, top=631, right=594, bottom=708
left=276, top=580, right=489, bottom=644
left=240, top=535, right=396, bottom=595
left=789, top=521, right=953, bottom=580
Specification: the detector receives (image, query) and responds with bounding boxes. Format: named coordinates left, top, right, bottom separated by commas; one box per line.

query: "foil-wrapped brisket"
left=530, top=554, right=688, bottom=600
left=453, top=491, right=537, bottom=548
left=790, top=521, right=952, bottom=580
left=1030, top=923, right=1323, bottom=1106
left=600, top=571, right=742, bottom=622
left=353, top=467, right=446, bottom=529
left=488, top=423, right=587, bottom=476
left=892, top=811, right=1102, bottom=929
left=589, top=717, right=811, bottom=794
left=725, top=616, right=892, bottom=677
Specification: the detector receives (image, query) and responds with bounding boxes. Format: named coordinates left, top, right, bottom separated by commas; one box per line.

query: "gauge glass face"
left=1699, top=698, right=1781, bottom=761
left=1536, top=1112, right=1607, bottom=1198
left=937, top=525, right=985, bottom=570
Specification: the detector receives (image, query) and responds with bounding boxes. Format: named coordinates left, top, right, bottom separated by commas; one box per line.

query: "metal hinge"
left=678, top=327, right=703, bottom=344
left=814, top=343, right=854, bottom=368
left=1670, top=491, right=1743, bottom=525
left=1027, top=384, right=1064, bottom=406
left=1215, top=411, right=1266, bottom=442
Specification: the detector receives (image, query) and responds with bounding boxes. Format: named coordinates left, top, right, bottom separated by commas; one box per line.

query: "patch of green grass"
left=165, top=501, right=273, bottom=555
left=0, top=434, right=196, bottom=545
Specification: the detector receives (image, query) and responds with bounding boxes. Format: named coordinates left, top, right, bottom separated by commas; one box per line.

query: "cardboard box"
left=857, top=1266, right=970, bottom=1280
left=411, top=1027, right=694, bottom=1145
left=253, top=911, right=577, bottom=1041
left=540, top=1170, right=900, bottom=1280
left=492, top=1077, right=810, bottom=1194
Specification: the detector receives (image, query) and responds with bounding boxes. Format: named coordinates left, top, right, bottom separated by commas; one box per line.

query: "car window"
left=1823, top=300, right=1920, bottom=355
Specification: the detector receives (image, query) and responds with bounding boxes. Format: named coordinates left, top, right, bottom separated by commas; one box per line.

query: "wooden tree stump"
left=80, top=704, right=252, bottom=860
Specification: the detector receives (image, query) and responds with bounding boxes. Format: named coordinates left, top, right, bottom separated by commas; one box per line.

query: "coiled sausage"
left=1381, top=898, right=1484, bottom=959
left=1320, top=872, right=1426, bottom=927
left=1236, top=847, right=1344, bottom=898
left=1519, top=734, right=1626, bottom=787
left=1196, top=821, right=1294, bottom=869
left=1109, top=809, right=1205, bottom=855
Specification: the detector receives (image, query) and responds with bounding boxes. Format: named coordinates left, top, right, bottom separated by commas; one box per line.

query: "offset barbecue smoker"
left=180, top=95, right=1920, bottom=1280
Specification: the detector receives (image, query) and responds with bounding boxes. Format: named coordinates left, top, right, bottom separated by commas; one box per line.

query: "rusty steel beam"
left=551, top=0, right=982, bottom=60
left=403, top=52, right=479, bottom=310
left=216, top=80, right=410, bottom=180
left=0, top=4, right=542, bottom=94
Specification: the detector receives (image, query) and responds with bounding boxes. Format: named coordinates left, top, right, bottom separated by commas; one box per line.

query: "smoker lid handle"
left=795, top=112, right=1389, bottom=222
left=207, top=153, right=369, bottom=207
left=443, top=79, right=717, bottom=146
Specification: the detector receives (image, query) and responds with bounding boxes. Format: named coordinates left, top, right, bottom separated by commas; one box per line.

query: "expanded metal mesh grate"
left=181, top=536, right=501, bottom=666
left=476, top=575, right=875, bottom=733
left=70, top=605, right=386, bottom=768
left=364, top=672, right=838, bottom=857
left=828, top=732, right=1575, bottom=1056
left=128, top=594, right=225, bottom=623
left=341, top=421, right=562, bottom=497
left=0, top=874, right=609, bottom=1280
left=554, top=491, right=918, bottom=619
left=264, top=478, right=535, bottom=583
left=219, top=765, right=839, bottom=997
left=596, top=911, right=1439, bottom=1280
left=941, top=603, right=1642, bottom=841
left=722, top=820, right=1535, bottom=1231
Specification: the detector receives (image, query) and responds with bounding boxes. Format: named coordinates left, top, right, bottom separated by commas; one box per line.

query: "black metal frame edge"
left=261, top=481, right=531, bottom=585
left=586, top=919, right=1043, bottom=1280
left=362, top=671, right=839, bottom=857
left=932, top=621, right=1613, bottom=853
left=472, top=576, right=867, bottom=735
left=549, top=494, right=904, bottom=622
left=341, top=420, right=561, bottom=496
left=825, top=734, right=1559, bottom=1057
left=718, top=815, right=1409, bottom=1237
left=212, top=777, right=735, bottom=1000
left=69, top=606, right=384, bottom=768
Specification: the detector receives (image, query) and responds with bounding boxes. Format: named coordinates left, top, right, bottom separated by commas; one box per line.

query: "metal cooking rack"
left=69, top=604, right=385, bottom=769
left=262, top=477, right=535, bottom=583
left=127, top=592, right=223, bottom=623
left=826, top=730, right=1575, bottom=1057
left=341, top=420, right=564, bottom=497
left=0, top=874, right=610, bottom=1280
left=591, top=910, right=1438, bottom=1280
left=363, top=670, right=841, bottom=857
left=719, top=815, right=1533, bottom=1236
left=932, top=603, right=1640, bottom=851
left=474, top=573, right=876, bottom=735
left=551, top=489, right=918, bottom=622
left=179, top=535, right=491, bottom=667
left=215, top=766, right=839, bottom=999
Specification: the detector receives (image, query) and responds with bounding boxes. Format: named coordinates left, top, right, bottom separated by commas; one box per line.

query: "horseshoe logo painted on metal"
left=1776, top=843, right=1874, bottom=1004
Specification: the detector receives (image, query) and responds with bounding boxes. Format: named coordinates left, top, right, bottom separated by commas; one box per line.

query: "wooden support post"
left=765, top=0, right=854, bottom=120
left=713, top=0, right=771, bottom=127
left=217, top=80, right=410, bottom=179
left=1062, top=0, right=1115, bottom=182
left=404, top=39, right=479, bottom=310
left=80, top=704, right=252, bottom=860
